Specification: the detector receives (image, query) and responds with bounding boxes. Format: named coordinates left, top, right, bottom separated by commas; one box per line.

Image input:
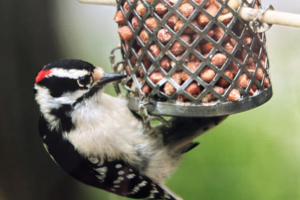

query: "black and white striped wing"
left=89, top=158, right=177, bottom=200
left=39, top=115, right=177, bottom=200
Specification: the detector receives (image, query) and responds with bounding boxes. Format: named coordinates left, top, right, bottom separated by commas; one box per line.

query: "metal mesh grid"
left=115, top=0, right=272, bottom=116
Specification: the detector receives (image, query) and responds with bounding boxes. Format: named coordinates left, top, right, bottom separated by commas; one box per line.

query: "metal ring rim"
left=127, top=87, right=273, bottom=117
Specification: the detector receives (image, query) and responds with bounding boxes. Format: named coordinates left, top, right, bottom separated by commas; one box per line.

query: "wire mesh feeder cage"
left=112, top=0, right=272, bottom=117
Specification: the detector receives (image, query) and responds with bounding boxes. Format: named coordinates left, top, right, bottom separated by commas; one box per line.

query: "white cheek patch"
left=48, top=68, right=89, bottom=79
left=35, top=84, right=88, bottom=131
left=35, top=85, right=87, bottom=106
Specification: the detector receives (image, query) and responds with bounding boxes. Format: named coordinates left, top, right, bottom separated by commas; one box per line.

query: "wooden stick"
left=78, top=0, right=116, bottom=5
left=239, top=7, right=300, bottom=28
left=78, top=0, right=300, bottom=28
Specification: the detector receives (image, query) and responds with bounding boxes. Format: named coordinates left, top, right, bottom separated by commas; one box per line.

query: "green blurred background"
left=0, top=0, right=300, bottom=199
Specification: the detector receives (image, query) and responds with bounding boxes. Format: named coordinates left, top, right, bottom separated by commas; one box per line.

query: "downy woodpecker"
left=34, top=59, right=227, bottom=200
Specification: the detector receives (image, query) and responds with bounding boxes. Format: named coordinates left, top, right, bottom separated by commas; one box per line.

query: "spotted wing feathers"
left=39, top=115, right=178, bottom=200
left=90, top=158, right=178, bottom=200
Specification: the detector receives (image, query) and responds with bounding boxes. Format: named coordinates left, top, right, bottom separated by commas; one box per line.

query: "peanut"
left=170, top=35, right=191, bottom=55
left=186, top=82, right=200, bottom=96
left=157, top=29, right=172, bottom=43
left=218, top=13, right=233, bottom=25
left=197, top=3, right=219, bottom=26
left=167, top=14, right=179, bottom=28
left=237, top=73, right=250, bottom=89
left=142, top=83, right=152, bottom=94
left=160, top=56, right=171, bottom=72
left=213, top=26, right=229, bottom=42
left=182, top=61, right=200, bottom=81
left=217, top=70, right=233, bottom=87
left=246, top=62, right=256, bottom=74
left=136, top=2, right=146, bottom=16
left=255, top=67, right=264, bottom=81
left=155, top=2, right=168, bottom=15
left=114, top=11, right=125, bottom=25
left=227, top=59, right=242, bottom=75
left=172, top=72, right=183, bottom=85
left=228, top=37, right=237, bottom=48
left=149, top=44, right=161, bottom=58
left=202, top=86, right=225, bottom=103
left=200, top=67, right=215, bottom=83
left=149, top=72, right=164, bottom=84
left=263, top=77, right=270, bottom=88
left=193, top=0, right=212, bottom=8
left=249, top=84, right=257, bottom=96
left=201, top=42, right=214, bottom=54
left=118, top=26, right=133, bottom=41
left=123, top=2, right=129, bottom=14
left=164, top=82, right=176, bottom=96
left=214, top=85, right=225, bottom=95
left=174, top=20, right=184, bottom=32
left=178, top=3, right=194, bottom=18
left=164, top=72, right=182, bottom=96
left=138, top=29, right=149, bottom=45
left=223, top=42, right=234, bottom=53
left=227, top=88, right=241, bottom=101
left=211, top=53, right=227, bottom=68
left=131, top=16, right=139, bottom=30
left=145, top=17, right=158, bottom=30
left=243, top=36, right=253, bottom=46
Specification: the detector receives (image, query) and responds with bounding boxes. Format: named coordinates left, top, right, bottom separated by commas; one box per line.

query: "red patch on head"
left=35, top=66, right=52, bottom=83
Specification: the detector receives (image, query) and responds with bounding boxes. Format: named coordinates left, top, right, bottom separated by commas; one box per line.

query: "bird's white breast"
left=66, top=93, right=147, bottom=162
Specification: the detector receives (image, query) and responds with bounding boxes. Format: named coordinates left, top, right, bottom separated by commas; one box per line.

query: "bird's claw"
left=138, top=103, right=172, bottom=133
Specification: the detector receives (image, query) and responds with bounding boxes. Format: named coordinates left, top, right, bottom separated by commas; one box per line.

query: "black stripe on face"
left=38, top=76, right=87, bottom=98
left=45, top=59, right=95, bottom=73
left=50, top=104, right=74, bottom=132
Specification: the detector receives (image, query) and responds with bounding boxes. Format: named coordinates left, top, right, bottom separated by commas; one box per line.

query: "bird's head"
left=34, top=59, right=126, bottom=125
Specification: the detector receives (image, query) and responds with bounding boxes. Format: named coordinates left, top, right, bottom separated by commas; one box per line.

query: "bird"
left=34, top=59, right=227, bottom=200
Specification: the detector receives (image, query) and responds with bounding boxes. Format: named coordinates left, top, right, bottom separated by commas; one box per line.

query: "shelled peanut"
left=114, top=0, right=269, bottom=103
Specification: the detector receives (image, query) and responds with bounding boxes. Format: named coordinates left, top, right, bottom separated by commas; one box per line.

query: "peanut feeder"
left=79, top=0, right=300, bottom=117
left=113, top=0, right=272, bottom=117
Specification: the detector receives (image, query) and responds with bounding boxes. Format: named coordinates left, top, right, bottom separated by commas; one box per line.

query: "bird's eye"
left=78, top=75, right=93, bottom=87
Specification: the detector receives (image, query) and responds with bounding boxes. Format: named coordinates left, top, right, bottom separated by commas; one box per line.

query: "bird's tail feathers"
left=158, top=184, right=183, bottom=200
left=158, top=116, right=228, bottom=152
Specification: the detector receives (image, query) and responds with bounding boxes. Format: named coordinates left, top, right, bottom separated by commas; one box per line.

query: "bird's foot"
left=139, top=103, right=172, bottom=134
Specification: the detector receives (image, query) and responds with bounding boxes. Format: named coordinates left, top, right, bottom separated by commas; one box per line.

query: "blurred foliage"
left=68, top=8, right=300, bottom=200
left=1, top=0, right=299, bottom=199
left=65, top=24, right=300, bottom=200
left=51, top=1, right=300, bottom=199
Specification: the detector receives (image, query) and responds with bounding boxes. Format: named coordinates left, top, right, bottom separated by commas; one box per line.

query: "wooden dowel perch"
left=78, top=0, right=300, bottom=28
left=239, top=7, right=300, bottom=28
left=78, top=0, right=116, bottom=6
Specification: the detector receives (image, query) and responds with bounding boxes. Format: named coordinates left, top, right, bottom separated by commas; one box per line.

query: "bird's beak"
left=98, top=73, right=128, bottom=85
left=93, top=67, right=128, bottom=85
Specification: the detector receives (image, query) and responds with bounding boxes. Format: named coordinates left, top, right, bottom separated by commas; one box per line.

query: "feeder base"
left=127, top=87, right=272, bottom=117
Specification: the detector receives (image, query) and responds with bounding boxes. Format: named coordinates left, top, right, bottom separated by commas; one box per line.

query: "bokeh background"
left=1, top=0, right=300, bottom=199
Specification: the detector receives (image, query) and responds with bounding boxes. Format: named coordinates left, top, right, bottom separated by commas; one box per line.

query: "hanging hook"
left=249, top=4, right=274, bottom=33
left=110, top=45, right=125, bottom=96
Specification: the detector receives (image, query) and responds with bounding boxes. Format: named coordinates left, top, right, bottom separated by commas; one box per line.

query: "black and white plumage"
left=34, top=59, right=227, bottom=200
